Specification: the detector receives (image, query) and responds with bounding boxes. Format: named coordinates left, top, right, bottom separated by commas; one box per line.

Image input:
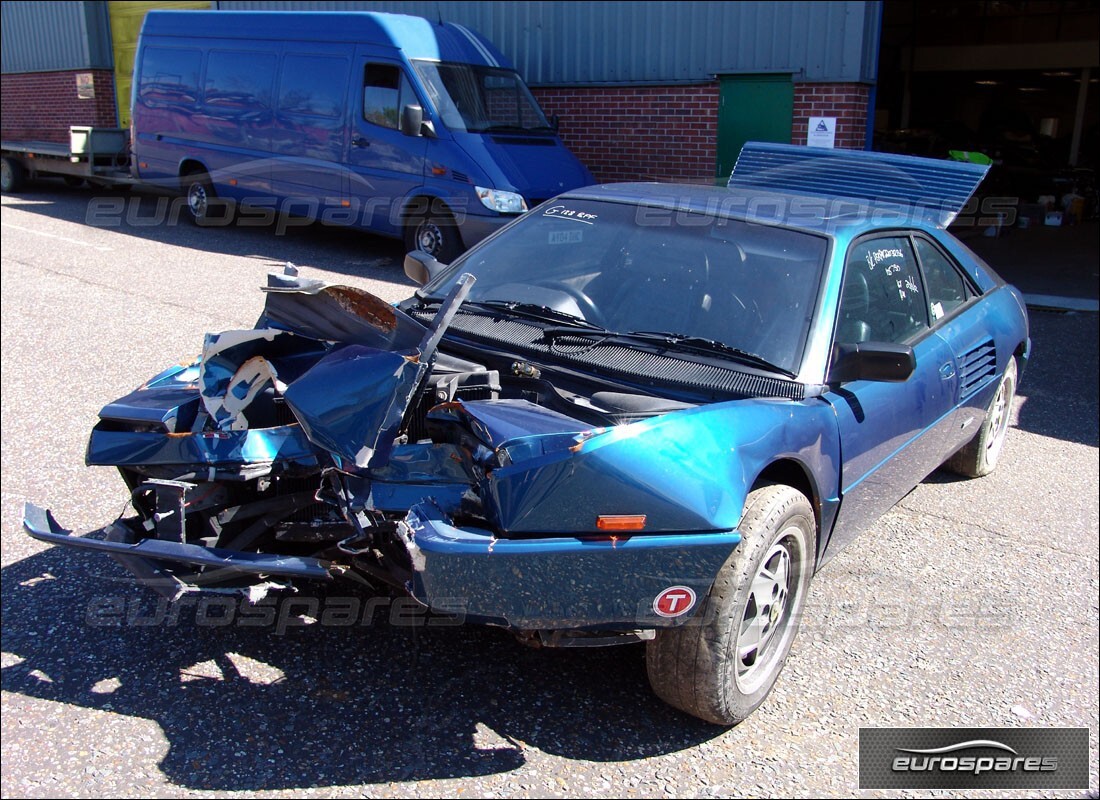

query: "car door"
left=347, top=56, right=427, bottom=235
left=824, top=234, right=959, bottom=554
left=910, top=233, right=1002, bottom=458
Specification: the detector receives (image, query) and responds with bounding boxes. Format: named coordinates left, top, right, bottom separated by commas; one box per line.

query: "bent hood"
left=191, top=266, right=476, bottom=471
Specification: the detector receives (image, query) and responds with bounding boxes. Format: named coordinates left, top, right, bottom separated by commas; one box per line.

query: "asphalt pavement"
left=2, top=182, right=1097, bottom=798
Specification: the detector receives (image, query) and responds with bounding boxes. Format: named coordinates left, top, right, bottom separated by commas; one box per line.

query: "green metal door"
left=716, top=74, right=794, bottom=181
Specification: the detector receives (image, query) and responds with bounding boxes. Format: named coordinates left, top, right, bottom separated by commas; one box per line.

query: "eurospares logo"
left=859, top=728, right=1089, bottom=789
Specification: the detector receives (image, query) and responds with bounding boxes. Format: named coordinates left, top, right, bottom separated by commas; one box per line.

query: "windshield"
left=413, top=60, right=550, bottom=133
left=423, top=199, right=828, bottom=375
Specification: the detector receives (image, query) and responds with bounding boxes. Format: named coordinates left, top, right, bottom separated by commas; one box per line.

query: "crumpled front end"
left=25, top=266, right=744, bottom=631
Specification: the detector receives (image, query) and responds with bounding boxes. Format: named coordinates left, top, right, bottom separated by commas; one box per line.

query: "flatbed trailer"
left=1, top=126, right=137, bottom=192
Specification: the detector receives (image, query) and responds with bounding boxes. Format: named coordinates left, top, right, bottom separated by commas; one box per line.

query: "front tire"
left=1, top=156, right=27, bottom=193
left=946, top=355, right=1017, bottom=478
left=646, top=484, right=815, bottom=725
left=404, top=199, right=463, bottom=263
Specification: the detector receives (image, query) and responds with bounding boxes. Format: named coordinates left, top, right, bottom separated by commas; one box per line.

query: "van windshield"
left=413, top=61, right=551, bottom=133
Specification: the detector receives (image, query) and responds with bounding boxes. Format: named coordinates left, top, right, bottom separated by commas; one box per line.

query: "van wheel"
left=646, top=484, right=815, bottom=725
left=405, top=203, right=462, bottom=263
left=184, top=172, right=232, bottom=226
left=1, top=157, right=27, bottom=193
left=62, top=176, right=85, bottom=188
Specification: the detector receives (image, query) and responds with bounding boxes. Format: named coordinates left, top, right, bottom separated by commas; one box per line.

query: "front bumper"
left=457, top=211, right=519, bottom=250
left=404, top=502, right=740, bottom=630
left=23, top=502, right=740, bottom=631
left=23, top=504, right=333, bottom=583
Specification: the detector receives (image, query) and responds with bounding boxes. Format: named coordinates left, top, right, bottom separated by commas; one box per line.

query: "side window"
left=914, top=237, right=969, bottom=323
left=205, top=50, right=276, bottom=112
left=837, top=237, right=928, bottom=344
left=137, top=47, right=201, bottom=107
left=278, top=55, right=348, bottom=118
left=363, top=64, right=415, bottom=128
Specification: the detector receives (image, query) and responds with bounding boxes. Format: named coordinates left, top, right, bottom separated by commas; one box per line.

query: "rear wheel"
left=183, top=171, right=232, bottom=226
left=646, top=484, right=815, bottom=725
left=1, top=156, right=27, bottom=193
left=62, top=175, right=85, bottom=188
left=946, top=356, right=1017, bottom=477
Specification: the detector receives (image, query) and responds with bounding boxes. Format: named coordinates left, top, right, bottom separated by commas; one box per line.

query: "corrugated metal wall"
left=219, top=1, right=881, bottom=85
left=1, top=0, right=880, bottom=84
left=1, top=1, right=113, bottom=73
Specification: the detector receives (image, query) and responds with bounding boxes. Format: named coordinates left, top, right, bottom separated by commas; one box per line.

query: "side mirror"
left=828, top=342, right=915, bottom=384
left=550, top=113, right=560, bottom=133
left=400, top=104, right=424, bottom=137
left=404, top=249, right=447, bottom=286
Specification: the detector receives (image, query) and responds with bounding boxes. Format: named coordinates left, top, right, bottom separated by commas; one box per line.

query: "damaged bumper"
left=404, top=502, right=741, bottom=630
left=23, top=503, right=333, bottom=583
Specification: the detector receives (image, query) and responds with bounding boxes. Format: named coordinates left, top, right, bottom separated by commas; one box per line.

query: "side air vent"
left=490, top=136, right=555, bottom=147
left=958, top=339, right=996, bottom=397
left=451, top=171, right=469, bottom=183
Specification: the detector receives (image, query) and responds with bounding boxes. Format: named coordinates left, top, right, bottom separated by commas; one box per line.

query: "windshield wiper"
left=543, top=327, right=793, bottom=376
left=459, top=300, right=607, bottom=330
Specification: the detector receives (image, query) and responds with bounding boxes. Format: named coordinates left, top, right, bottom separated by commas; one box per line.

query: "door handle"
left=352, top=135, right=369, bottom=148
left=939, top=362, right=956, bottom=380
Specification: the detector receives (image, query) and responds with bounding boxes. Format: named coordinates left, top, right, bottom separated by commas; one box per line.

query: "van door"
left=270, top=51, right=353, bottom=215
left=347, top=56, right=427, bottom=235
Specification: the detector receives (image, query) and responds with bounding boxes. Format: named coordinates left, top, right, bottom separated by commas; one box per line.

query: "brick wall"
left=1, top=70, right=119, bottom=143
left=532, top=84, right=719, bottom=184
left=533, top=81, right=871, bottom=184
left=791, top=83, right=870, bottom=150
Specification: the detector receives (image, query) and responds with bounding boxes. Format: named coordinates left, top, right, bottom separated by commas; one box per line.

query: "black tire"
left=404, top=199, right=463, bottom=263
left=1, top=156, right=27, bottom=193
left=62, top=175, right=85, bottom=188
left=946, top=355, right=1017, bottom=478
left=646, top=484, right=815, bottom=725
left=183, top=171, right=233, bottom=226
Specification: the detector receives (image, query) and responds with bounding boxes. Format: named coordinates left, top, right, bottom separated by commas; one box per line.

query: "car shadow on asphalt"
left=1, top=546, right=721, bottom=790
left=1011, top=309, right=1099, bottom=448
left=2, top=181, right=414, bottom=285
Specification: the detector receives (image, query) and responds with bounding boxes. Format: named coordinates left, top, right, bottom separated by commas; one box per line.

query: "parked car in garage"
left=25, top=143, right=1029, bottom=725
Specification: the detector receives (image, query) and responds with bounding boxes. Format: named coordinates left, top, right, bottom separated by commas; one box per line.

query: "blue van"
left=132, top=10, right=594, bottom=260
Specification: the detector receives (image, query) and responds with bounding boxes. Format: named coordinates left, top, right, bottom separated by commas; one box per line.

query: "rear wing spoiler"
left=728, top=142, right=990, bottom=228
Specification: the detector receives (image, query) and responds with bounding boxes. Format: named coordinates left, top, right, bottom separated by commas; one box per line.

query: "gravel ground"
left=2, top=184, right=1097, bottom=798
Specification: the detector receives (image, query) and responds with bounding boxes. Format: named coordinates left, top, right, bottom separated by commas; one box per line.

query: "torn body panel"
left=27, top=266, right=829, bottom=633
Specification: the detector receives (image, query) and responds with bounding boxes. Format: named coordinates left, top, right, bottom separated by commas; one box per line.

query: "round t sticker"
left=653, top=586, right=697, bottom=618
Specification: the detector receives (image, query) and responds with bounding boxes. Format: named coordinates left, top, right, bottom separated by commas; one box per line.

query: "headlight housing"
left=475, top=187, right=528, bottom=214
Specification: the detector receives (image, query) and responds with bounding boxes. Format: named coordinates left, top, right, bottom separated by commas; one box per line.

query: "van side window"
left=363, top=64, right=415, bottom=128
left=138, top=47, right=201, bottom=107
left=914, top=237, right=970, bottom=323
left=278, top=55, right=348, bottom=118
left=837, top=237, right=928, bottom=344
left=205, top=51, right=276, bottom=112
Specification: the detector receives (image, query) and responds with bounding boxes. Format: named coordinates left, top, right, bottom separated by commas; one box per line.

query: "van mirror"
left=400, top=104, right=424, bottom=137
left=550, top=113, right=560, bottom=133
left=404, top=250, right=447, bottom=286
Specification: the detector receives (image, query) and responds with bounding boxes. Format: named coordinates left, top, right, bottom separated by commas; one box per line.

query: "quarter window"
left=915, top=237, right=969, bottom=322
left=837, top=237, right=928, bottom=344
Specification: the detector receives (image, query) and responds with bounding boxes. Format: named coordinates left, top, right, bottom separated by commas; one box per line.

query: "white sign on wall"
left=807, top=117, right=836, bottom=148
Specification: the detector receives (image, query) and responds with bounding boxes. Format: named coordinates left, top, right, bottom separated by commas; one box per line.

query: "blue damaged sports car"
left=25, top=143, right=1029, bottom=724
